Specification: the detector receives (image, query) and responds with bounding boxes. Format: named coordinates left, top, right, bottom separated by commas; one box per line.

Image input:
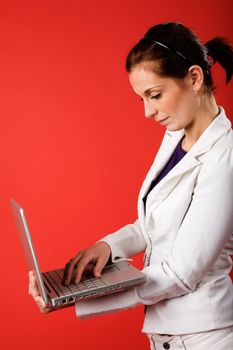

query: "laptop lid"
left=10, top=199, right=49, bottom=304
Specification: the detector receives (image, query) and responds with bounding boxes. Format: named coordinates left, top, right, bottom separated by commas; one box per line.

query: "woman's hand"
left=62, top=241, right=111, bottom=285
left=28, top=271, right=53, bottom=313
left=28, top=271, right=72, bottom=313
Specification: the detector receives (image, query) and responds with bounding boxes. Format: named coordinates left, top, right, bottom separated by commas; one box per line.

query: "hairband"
left=143, top=36, right=192, bottom=63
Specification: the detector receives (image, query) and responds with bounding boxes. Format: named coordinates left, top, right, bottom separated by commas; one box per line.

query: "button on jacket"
left=76, top=107, right=233, bottom=335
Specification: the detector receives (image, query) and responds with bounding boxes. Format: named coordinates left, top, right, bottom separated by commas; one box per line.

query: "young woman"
left=29, top=22, right=233, bottom=349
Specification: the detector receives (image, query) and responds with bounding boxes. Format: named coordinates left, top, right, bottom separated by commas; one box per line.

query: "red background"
left=0, top=1, right=232, bottom=349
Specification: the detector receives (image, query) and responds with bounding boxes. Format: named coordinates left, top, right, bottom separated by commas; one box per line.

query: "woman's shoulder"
left=201, top=109, right=233, bottom=162
left=195, top=145, right=233, bottom=192
left=200, top=140, right=233, bottom=177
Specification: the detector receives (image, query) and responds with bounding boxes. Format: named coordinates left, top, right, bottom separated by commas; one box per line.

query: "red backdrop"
left=0, top=1, right=232, bottom=349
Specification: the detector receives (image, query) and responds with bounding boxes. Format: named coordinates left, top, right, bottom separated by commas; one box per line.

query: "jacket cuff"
left=97, top=239, right=133, bottom=263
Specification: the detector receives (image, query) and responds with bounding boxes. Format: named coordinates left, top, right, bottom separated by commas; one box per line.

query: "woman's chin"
left=165, top=124, right=183, bottom=132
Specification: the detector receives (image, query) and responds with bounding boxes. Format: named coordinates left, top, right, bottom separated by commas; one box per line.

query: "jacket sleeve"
left=76, top=148, right=233, bottom=319
left=98, top=219, right=147, bottom=262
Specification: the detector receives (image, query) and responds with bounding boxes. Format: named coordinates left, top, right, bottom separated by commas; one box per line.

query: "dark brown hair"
left=125, top=22, right=233, bottom=92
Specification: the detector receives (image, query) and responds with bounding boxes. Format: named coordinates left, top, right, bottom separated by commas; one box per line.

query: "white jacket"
left=76, top=107, right=233, bottom=335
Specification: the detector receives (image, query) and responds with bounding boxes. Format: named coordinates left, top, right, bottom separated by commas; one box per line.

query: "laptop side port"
left=83, top=293, right=91, bottom=298
left=91, top=292, right=97, bottom=296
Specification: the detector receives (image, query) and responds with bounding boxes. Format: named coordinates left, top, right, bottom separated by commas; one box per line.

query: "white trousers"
left=147, top=326, right=233, bottom=350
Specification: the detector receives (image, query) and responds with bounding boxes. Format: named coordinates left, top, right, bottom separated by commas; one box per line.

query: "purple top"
left=143, top=137, right=187, bottom=205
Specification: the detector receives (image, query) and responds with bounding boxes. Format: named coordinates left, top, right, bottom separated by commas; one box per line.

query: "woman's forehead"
left=129, top=64, right=168, bottom=94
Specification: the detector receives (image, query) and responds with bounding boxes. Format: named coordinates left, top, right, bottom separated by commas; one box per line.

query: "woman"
left=29, top=22, right=233, bottom=349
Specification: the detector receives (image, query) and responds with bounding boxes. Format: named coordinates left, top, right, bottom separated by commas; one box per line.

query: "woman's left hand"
left=28, top=271, right=73, bottom=314
left=28, top=271, right=54, bottom=313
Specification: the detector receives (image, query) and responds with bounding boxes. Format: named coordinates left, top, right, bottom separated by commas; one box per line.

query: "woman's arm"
left=29, top=220, right=147, bottom=311
left=76, top=147, right=233, bottom=318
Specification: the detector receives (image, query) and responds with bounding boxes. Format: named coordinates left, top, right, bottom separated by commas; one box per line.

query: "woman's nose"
left=144, top=101, right=157, bottom=119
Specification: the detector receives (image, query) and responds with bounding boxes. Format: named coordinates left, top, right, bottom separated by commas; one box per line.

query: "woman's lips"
left=158, top=116, right=169, bottom=125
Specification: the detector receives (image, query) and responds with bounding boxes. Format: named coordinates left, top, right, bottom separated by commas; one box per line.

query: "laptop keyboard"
left=43, top=268, right=107, bottom=297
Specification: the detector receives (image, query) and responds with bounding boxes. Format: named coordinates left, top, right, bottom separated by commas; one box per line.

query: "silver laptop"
left=10, top=199, right=146, bottom=309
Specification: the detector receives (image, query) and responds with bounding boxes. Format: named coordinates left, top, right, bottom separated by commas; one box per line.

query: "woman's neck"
left=182, top=94, right=219, bottom=152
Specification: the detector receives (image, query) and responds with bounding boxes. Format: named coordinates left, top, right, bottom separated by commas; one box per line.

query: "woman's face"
left=129, top=62, right=200, bottom=132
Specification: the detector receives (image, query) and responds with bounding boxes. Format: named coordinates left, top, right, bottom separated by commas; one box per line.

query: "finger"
left=29, top=273, right=40, bottom=299
left=29, top=270, right=34, bottom=278
left=29, top=270, right=35, bottom=291
left=75, top=255, right=96, bottom=283
left=63, top=258, right=80, bottom=285
left=62, top=261, right=72, bottom=285
left=34, top=296, right=50, bottom=313
left=35, top=296, right=46, bottom=307
left=29, top=271, right=33, bottom=294
left=93, top=257, right=106, bottom=278
left=83, top=262, right=95, bottom=275
left=62, top=251, right=83, bottom=285
left=74, top=263, right=86, bottom=284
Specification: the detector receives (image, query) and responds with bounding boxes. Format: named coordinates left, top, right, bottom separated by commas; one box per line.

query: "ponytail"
left=205, top=37, right=233, bottom=83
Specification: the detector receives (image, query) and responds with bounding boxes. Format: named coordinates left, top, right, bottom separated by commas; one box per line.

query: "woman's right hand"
left=62, top=241, right=111, bottom=285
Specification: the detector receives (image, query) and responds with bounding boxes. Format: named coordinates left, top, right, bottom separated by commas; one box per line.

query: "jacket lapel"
left=137, top=129, right=184, bottom=226
left=138, top=129, right=184, bottom=201
left=138, top=107, right=232, bottom=227
left=144, top=154, right=201, bottom=225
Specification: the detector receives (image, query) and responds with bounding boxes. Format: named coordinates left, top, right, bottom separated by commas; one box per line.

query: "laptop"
left=10, top=199, right=146, bottom=309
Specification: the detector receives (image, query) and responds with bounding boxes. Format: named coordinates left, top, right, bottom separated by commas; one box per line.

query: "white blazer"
left=76, top=107, right=233, bottom=335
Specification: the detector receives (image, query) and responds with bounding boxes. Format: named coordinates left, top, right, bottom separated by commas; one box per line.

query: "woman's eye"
left=151, top=94, right=161, bottom=100
left=139, top=94, right=161, bottom=102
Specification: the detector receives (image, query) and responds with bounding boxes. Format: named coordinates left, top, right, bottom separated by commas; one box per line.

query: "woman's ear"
left=188, top=65, right=204, bottom=92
